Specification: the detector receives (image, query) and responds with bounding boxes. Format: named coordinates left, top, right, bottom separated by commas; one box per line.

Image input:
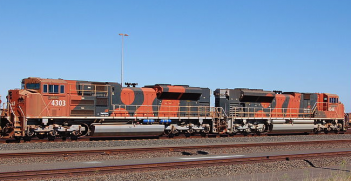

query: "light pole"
left=119, top=33, right=129, bottom=86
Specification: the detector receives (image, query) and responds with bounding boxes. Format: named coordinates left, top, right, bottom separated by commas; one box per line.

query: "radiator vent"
left=96, top=98, right=108, bottom=106
left=71, top=100, right=94, bottom=105
left=71, top=110, right=94, bottom=116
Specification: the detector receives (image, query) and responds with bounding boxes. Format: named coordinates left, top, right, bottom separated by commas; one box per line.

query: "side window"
left=48, top=85, right=59, bottom=93
left=60, top=85, right=65, bottom=93
left=54, top=85, right=59, bottom=93
left=49, top=85, right=54, bottom=93
left=331, top=98, right=336, bottom=103
left=43, top=85, right=48, bottom=93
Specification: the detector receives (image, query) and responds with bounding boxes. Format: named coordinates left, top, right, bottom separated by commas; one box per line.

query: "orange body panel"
left=158, top=86, right=185, bottom=117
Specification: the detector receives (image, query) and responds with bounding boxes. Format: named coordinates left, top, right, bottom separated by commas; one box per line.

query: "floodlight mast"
left=119, top=33, right=129, bottom=86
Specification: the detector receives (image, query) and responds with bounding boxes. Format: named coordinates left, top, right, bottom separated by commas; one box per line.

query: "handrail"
left=77, top=84, right=110, bottom=96
left=8, top=101, right=15, bottom=125
left=229, top=103, right=344, bottom=119
left=311, top=102, right=318, bottom=114
left=99, top=103, right=345, bottom=119
left=18, top=105, right=26, bottom=132
left=107, top=105, right=224, bottom=119
left=231, top=107, right=313, bottom=119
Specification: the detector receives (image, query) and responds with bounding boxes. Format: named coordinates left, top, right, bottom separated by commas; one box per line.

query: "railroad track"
left=1, top=150, right=351, bottom=180
left=1, top=139, right=351, bottom=158
left=2, top=130, right=350, bottom=143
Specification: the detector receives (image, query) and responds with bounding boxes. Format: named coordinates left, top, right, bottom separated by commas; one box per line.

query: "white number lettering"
left=51, top=100, right=66, bottom=107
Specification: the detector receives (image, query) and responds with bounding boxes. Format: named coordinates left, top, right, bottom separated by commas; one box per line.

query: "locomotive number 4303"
left=51, top=100, right=66, bottom=106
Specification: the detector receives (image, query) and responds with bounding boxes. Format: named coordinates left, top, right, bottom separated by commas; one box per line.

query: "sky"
left=0, top=0, right=350, bottom=111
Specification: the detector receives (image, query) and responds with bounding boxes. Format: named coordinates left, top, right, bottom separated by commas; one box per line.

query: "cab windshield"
left=26, top=83, right=40, bottom=90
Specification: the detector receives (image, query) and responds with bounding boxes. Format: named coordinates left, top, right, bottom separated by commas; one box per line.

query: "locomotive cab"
left=21, top=78, right=69, bottom=117
left=316, top=93, right=344, bottom=119
left=4, top=77, right=75, bottom=139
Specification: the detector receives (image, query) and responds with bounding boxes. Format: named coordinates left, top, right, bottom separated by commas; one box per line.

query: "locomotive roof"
left=24, top=77, right=117, bottom=85
left=24, top=77, right=66, bottom=84
left=324, top=93, right=339, bottom=97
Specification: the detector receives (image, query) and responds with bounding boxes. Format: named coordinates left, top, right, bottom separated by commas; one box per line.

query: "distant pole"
left=119, top=33, right=129, bottom=86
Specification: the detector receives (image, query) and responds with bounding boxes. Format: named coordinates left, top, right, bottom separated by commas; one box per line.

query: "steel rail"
left=2, top=129, right=351, bottom=143
left=1, top=150, right=351, bottom=180
left=1, top=139, right=351, bottom=158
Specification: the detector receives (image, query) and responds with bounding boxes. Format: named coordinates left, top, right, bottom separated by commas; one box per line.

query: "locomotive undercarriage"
left=0, top=114, right=346, bottom=141
left=0, top=116, right=217, bottom=141
left=163, top=119, right=212, bottom=138
left=313, top=119, right=345, bottom=134
left=223, top=118, right=267, bottom=135
left=224, top=118, right=345, bottom=135
left=22, top=119, right=90, bottom=141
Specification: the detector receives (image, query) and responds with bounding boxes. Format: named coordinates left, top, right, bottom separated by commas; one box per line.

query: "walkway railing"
left=110, top=105, right=225, bottom=118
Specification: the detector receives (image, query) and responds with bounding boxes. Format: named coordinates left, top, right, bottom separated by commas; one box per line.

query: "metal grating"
left=96, top=98, right=108, bottom=106
left=71, top=100, right=94, bottom=105
left=71, top=110, right=94, bottom=116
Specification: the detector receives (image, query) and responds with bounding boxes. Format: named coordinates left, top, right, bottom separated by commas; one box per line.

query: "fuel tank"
left=91, top=124, right=165, bottom=136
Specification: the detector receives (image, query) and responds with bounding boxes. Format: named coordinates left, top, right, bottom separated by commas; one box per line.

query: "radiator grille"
left=96, top=86, right=107, bottom=91
left=71, top=110, right=94, bottom=116
left=71, top=100, right=94, bottom=105
left=96, top=98, right=108, bottom=106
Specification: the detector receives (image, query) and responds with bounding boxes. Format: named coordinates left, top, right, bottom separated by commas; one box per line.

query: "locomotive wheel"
left=37, top=133, right=46, bottom=139
left=48, top=136, right=55, bottom=141
left=168, top=133, right=174, bottom=138
left=23, top=136, right=31, bottom=142
left=229, top=133, right=236, bottom=136
left=187, top=128, right=194, bottom=134
left=71, top=131, right=79, bottom=140
left=14, top=136, right=21, bottom=143
left=71, top=135, right=78, bottom=141
left=48, top=131, right=55, bottom=141
left=80, top=123, right=90, bottom=136
left=164, top=130, right=171, bottom=136
left=185, top=133, right=191, bottom=138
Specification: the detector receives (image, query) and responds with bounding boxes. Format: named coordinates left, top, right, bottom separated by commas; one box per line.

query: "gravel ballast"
left=23, top=156, right=351, bottom=181
left=2, top=134, right=351, bottom=181
left=1, top=134, right=351, bottom=151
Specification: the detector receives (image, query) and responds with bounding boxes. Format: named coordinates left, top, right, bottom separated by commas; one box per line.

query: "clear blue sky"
left=1, top=0, right=350, bottom=112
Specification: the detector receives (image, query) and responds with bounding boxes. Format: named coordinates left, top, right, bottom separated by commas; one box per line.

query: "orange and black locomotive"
left=0, top=77, right=347, bottom=141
